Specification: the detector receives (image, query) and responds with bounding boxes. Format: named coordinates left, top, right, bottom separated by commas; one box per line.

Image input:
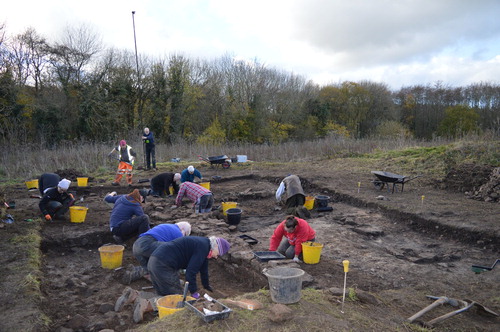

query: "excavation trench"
left=37, top=174, right=499, bottom=331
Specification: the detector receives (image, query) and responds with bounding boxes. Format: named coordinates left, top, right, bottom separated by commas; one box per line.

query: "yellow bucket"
left=304, top=196, right=315, bottom=210
left=199, top=182, right=210, bottom=190
left=157, top=295, right=195, bottom=318
left=301, top=241, right=323, bottom=264
left=222, top=201, right=237, bottom=216
left=77, top=177, right=88, bottom=187
left=25, top=179, right=39, bottom=190
left=69, top=206, right=88, bottom=223
left=98, top=244, right=124, bottom=269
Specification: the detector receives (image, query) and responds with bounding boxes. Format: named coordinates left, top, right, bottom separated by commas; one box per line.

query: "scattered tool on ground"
left=408, top=295, right=498, bottom=327
left=341, top=260, right=349, bottom=314
left=177, top=281, right=189, bottom=308
left=471, top=259, right=499, bottom=274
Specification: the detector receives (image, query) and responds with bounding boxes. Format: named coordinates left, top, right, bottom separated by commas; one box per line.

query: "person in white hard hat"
left=39, top=178, right=75, bottom=221
left=180, top=165, right=202, bottom=183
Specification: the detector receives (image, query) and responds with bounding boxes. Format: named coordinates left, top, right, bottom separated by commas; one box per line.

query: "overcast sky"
left=3, top=0, right=500, bottom=90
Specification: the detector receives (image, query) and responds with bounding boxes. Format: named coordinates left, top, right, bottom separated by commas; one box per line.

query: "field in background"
left=0, top=135, right=499, bottom=183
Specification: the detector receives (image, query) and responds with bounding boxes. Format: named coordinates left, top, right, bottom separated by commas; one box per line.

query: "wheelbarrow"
left=371, top=171, right=421, bottom=193
left=198, top=155, right=231, bottom=169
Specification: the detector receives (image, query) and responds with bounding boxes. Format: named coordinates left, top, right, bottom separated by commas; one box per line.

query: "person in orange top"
left=109, top=140, right=137, bottom=186
left=269, top=215, right=316, bottom=262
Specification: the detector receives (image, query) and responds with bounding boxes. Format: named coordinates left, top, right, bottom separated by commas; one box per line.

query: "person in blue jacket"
left=142, top=127, right=156, bottom=170
left=104, top=189, right=150, bottom=243
left=122, top=222, right=192, bottom=284
left=114, top=236, right=230, bottom=323
left=180, top=165, right=202, bottom=183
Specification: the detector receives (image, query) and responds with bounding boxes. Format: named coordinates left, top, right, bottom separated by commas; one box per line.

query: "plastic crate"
left=253, top=251, right=286, bottom=262
left=185, top=299, right=232, bottom=323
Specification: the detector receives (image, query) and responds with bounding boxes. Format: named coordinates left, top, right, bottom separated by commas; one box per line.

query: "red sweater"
left=269, top=218, right=316, bottom=256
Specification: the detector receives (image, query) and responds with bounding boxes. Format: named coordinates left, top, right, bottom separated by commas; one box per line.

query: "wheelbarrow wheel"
left=222, top=161, right=231, bottom=169
left=373, top=181, right=385, bottom=190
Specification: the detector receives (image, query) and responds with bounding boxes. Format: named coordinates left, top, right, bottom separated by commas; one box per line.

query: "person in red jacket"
left=269, top=215, right=316, bottom=262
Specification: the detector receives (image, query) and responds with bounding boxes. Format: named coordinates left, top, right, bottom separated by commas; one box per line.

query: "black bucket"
left=226, top=208, right=242, bottom=225
left=315, top=195, right=330, bottom=208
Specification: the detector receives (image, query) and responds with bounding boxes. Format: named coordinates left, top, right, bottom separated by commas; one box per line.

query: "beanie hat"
left=187, top=165, right=195, bottom=173
left=120, top=140, right=126, bottom=146
left=58, top=179, right=71, bottom=191
left=175, top=221, right=191, bottom=236
left=173, top=173, right=181, bottom=182
left=216, top=237, right=230, bottom=256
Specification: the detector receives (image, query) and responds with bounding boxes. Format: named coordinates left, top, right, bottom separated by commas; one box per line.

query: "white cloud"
left=2, top=0, right=500, bottom=90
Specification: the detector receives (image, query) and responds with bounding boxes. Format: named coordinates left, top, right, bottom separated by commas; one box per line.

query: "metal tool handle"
left=407, top=297, right=447, bottom=323
left=182, top=281, right=189, bottom=301
left=426, top=301, right=473, bottom=326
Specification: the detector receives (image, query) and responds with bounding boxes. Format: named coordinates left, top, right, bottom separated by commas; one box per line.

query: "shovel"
left=176, top=281, right=189, bottom=308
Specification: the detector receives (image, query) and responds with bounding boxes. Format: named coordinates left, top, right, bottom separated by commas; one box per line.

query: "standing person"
left=142, top=127, right=156, bottom=170
left=180, top=165, right=202, bottom=183
left=276, top=174, right=309, bottom=216
left=39, top=179, right=75, bottom=221
left=104, top=189, right=150, bottom=243
left=114, top=236, right=230, bottom=323
left=269, top=215, right=316, bottom=262
left=38, top=173, right=61, bottom=196
left=109, top=140, right=136, bottom=186
left=123, top=222, right=192, bottom=284
left=175, top=181, right=213, bottom=213
left=150, top=172, right=181, bottom=197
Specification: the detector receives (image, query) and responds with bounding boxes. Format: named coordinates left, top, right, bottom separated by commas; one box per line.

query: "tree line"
left=1, top=24, right=499, bottom=147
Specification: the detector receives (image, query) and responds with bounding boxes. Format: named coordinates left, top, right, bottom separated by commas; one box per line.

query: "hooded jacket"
left=105, top=194, right=144, bottom=230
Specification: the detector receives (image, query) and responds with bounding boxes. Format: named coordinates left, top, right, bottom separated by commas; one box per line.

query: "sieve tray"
left=239, top=235, right=258, bottom=245
left=253, top=251, right=286, bottom=262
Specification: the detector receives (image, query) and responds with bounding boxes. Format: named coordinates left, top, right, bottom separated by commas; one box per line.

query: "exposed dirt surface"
left=1, top=160, right=499, bottom=331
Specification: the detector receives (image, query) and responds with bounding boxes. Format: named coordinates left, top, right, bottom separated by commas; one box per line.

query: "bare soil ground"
left=0, top=160, right=499, bottom=332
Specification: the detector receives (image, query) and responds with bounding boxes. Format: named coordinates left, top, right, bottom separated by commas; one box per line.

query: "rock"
left=356, top=290, right=380, bottom=305
left=351, top=225, right=384, bottom=237
left=66, top=314, right=88, bottom=330
left=98, top=303, right=115, bottom=313
left=268, top=303, right=293, bottom=322
left=228, top=225, right=238, bottom=232
left=328, top=287, right=344, bottom=296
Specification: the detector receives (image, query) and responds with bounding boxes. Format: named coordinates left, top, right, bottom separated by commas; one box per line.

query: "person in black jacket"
left=38, top=173, right=61, bottom=196
left=114, top=236, right=230, bottom=323
left=39, top=179, right=75, bottom=221
left=150, top=172, right=181, bottom=197
left=142, top=127, right=156, bottom=170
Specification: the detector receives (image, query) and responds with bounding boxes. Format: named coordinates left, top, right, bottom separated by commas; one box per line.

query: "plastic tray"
left=239, top=235, right=258, bottom=245
left=253, top=251, right=286, bottom=262
left=185, top=299, right=232, bottom=323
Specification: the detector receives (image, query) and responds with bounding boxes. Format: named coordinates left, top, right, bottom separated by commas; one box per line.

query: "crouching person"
left=39, top=179, right=75, bottom=221
left=123, top=222, right=192, bottom=284
left=114, top=236, right=230, bottom=323
left=104, top=189, right=150, bottom=244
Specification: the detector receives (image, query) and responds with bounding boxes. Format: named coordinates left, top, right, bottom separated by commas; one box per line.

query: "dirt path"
left=1, top=161, right=499, bottom=331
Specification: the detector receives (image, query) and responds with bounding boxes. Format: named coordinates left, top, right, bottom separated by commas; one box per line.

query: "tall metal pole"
left=132, top=11, right=145, bottom=167
left=131, top=11, right=140, bottom=81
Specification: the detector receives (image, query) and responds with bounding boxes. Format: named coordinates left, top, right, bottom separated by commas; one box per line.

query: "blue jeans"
left=133, top=235, right=161, bottom=271
left=148, top=255, right=183, bottom=296
left=195, top=193, right=214, bottom=213
left=277, top=237, right=316, bottom=259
